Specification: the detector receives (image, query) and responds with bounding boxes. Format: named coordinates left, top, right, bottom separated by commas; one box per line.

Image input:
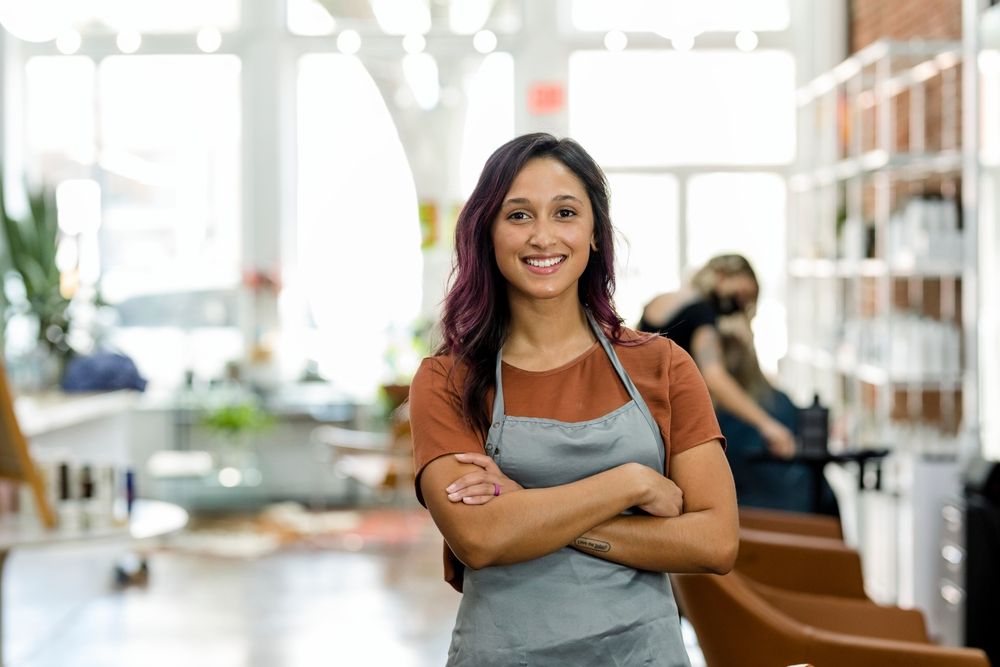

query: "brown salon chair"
left=311, top=401, right=414, bottom=505
left=671, top=570, right=990, bottom=667
left=739, top=506, right=843, bottom=541
left=736, top=526, right=868, bottom=599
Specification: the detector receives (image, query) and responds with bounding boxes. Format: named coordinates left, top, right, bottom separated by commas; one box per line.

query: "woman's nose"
left=528, top=219, right=556, bottom=247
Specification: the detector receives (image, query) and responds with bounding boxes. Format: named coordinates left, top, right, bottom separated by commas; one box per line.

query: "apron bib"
left=447, top=313, right=691, bottom=667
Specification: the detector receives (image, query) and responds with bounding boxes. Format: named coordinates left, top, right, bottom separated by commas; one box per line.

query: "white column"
left=240, top=0, right=293, bottom=356
left=513, top=1, right=570, bottom=136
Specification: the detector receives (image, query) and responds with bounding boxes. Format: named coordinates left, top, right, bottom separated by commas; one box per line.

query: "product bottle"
left=57, top=462, right=80, bottom=530
left=79, top=465, right=95, bottom=529
left=124, top=468, right=136, bottom=517
left=797, top=394, right=830, bottom=455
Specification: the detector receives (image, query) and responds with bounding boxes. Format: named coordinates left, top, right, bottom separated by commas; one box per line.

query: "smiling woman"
left=491, top=158, right=596, bottom=305
left=409, top=133, right=738, bottom=666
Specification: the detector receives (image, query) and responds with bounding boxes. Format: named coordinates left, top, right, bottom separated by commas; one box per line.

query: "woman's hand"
left=629, top=463, right=684, bottom=518
left=445, top=452, right=524, bottom=505
left=759, top=418, right=796, bottom=459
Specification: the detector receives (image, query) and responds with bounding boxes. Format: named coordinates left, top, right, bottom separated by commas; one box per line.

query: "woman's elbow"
left=712, top=530, right=740, bottom=574
left=450, top=532, right=502, bottom=570
left=708, top=538, right=738, bottom=574
left=706, top=529, right=739, bottom=574
left=457, top=547, right=494, bottom=571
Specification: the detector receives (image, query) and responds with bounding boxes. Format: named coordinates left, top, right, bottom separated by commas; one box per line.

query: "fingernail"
left=448, top=492, right=458, bottom=499
left=445, top=485, right=456, bottom=492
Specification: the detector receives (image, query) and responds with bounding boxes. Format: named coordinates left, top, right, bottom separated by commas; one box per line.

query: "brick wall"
left=851, top=0, right=961, bottom=53
left=849, top=0, right=963, bottom=157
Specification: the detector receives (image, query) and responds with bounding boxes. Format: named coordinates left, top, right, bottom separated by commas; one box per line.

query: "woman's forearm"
left=702, top=364, right=772, bottom=429
left=571, top=444, right=739, bottom=575
left=423, top=460, right=648, bottom=570
left=572, top=509, right=738, bottom=574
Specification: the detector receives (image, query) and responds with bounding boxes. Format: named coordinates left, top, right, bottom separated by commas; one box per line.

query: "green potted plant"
left=0, top=173, right=72, bottom=386
left=199, top=399, right=275, bottom=474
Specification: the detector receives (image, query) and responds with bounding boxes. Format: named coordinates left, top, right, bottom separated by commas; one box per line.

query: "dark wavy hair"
left=438, top=133, right=631, bottom=437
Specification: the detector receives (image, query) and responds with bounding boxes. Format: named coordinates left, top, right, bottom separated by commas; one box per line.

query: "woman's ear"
left=590, top=237, right=599, bottom=252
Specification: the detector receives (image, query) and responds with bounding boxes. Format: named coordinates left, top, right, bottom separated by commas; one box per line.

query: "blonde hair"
left=718, top=319, right=774, bottom=405
left=690, top=254, right=758, bottom=298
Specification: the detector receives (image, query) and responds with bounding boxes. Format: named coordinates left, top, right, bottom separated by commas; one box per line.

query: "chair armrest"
left=749, top=580, right=930, bottom=643
left=806, top=628, right=990, bottom=667
left=737, top=528, right=868, bottom=599
left=739, top=507, right=843, bottom=540
left=311, top=425, right=394, bottom=450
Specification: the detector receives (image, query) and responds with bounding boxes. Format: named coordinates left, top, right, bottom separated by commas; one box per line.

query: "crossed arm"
left=420, top=440, right=738, bottom=574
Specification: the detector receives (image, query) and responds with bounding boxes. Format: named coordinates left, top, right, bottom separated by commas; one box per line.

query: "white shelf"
left=787, top=344, right=962, bottom=388
left=787, top=258, right=887, bottom=278
left=789, top=257, right=964, bottom=278
left=0, top=499, right=187, bottom=550
left=14, top=391, right=140, bottom=438
left=795, top=39, right=961, bottom=106
left=790, top=150, right=963, bottom=190
left=788, top=343, right=835, bottom=370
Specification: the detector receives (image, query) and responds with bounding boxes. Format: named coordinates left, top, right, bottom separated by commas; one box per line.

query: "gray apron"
left=447, top=313, right=691, bottom=667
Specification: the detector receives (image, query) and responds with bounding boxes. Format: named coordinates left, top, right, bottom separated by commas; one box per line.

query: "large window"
left=97, top=55, right=242, bottom=300
left=686, top=173, right=787, bottom=371
left=570, top=0, right=790, bottom=33
left=607, top=174, right=679, bottom=325
left=569, top=50, right=795, bottom=167
left=295, top=54, right=423, bottom=397
left=460, top=52, right=515, bottom=197
left=569, top=44, right=794, bottom=373
left=20, top=53, right=242, bottom=385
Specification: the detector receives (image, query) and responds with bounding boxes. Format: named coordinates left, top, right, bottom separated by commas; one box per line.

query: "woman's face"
left=716, top=273, right=758, bottom=313
left=492, top=157, right=595, bottom=304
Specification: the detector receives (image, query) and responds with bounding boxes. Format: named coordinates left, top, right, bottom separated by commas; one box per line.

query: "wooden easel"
left=0, top=361, right=56, bottom=528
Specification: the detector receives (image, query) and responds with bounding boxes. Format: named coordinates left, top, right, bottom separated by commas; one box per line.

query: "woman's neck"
left=502, top=293, right=596, bottom=371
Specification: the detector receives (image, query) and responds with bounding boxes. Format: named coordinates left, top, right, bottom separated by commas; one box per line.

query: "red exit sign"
left=528, top=82, right=565, bottom=115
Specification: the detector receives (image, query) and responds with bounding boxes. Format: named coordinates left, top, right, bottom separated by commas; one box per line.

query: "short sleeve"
left=667, top=341, right=726, bottom=457
left=409, top=357, right=486, bottom=507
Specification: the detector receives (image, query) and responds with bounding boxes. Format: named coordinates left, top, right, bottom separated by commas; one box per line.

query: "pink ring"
left=493, top=482, right=501, bottom=497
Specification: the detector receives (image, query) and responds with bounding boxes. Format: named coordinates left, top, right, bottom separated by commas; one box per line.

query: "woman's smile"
left=523, top=254, right=567, bottom=273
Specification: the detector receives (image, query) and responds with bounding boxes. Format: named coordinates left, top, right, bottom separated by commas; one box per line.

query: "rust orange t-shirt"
left=409, top=329, right=724, bottom=590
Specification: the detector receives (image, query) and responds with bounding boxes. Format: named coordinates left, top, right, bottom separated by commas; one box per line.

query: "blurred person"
left=410, top=133, right=738, bottom=666
left=638, top=254, right=796, bottom=459
left=716, top=317, right=839, bottom=515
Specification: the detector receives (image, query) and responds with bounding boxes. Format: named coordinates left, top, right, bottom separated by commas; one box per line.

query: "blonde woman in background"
left=716, top=319, right=839, bottom=515
left=638, top=254, right=796, bottom=459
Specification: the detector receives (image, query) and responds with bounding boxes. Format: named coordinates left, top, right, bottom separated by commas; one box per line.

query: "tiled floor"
left=5, top=516, right=704, bottom=667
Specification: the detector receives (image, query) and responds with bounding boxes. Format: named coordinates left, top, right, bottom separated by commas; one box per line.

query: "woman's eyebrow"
left=503, top=194, right=583, bottom=206
left=552, top=194, right=583, bottom=204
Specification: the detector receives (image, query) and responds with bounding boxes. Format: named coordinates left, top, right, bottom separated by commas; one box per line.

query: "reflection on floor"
left=6, top=508, right=704, bottom=667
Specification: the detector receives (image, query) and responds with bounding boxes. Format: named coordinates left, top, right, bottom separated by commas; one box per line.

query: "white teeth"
left=525, top=256, right=564, bottom=268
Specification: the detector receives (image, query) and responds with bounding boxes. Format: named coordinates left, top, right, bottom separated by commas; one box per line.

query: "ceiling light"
left=56, top=30, right=81, bottom=54
left=604, top=30, right=627, bottom=52
left=402, top=33, right=426, bottom=54
left=473, top=29, right=497, bottom=54
left=116, top=29, right=141, bottom=54
left=197, top=27, right=222, bottom=53
left=337, top=29, right=362, bottom=55
left=735, top=30, right=758, bottom=52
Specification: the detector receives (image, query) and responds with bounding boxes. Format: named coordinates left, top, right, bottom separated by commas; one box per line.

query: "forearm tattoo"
left=574, top=537, right=611, bottom=553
